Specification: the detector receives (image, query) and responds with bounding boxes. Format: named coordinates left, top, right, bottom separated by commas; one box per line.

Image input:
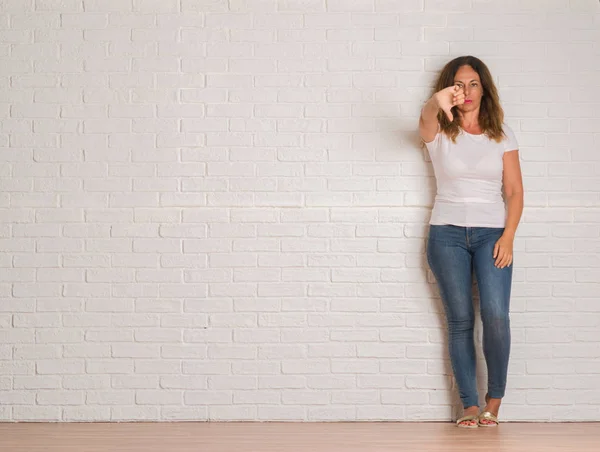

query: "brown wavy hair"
left=432, top=56, right=506, bottom=143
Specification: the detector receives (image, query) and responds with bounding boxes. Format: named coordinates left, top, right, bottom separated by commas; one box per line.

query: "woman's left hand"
left=493, top=234, right=513, bottom=268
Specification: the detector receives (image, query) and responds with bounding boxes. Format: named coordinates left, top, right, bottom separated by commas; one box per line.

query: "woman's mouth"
left=465, top=100, right=472, bottom=104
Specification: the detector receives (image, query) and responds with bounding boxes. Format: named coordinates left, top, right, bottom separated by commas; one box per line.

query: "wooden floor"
left=0, top=422, right=597, bottom=451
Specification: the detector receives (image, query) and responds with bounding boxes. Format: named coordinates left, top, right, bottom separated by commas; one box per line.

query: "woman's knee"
left=447, top=315, right=475, bottom=333
left=481, top=311, right=510, bottom=333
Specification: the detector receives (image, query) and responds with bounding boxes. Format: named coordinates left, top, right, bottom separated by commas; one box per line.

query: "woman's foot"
left=457, top=405, right=479, bottom=427
left=480, top=394, right=501, bottom=426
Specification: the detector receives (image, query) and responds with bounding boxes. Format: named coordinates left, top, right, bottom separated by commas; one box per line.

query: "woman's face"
left=453, top=65, right=483, bottom=113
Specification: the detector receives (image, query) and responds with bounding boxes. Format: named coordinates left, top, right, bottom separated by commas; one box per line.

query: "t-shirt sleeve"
left=503, top=125, right=519, bottom=153
left=423, top=122, right=441, bottom=153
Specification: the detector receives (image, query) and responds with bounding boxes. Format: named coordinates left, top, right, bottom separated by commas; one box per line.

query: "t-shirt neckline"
left=460, top=127, right=485, bottom=137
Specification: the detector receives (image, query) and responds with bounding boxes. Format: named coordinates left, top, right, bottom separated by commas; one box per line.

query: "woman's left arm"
left=494, top=150, right=524, bottom=268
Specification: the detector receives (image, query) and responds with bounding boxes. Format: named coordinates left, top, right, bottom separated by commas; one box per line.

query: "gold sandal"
left=477, top=411, right=499, bottom=427
left=456, top=414, right=479, bottom=428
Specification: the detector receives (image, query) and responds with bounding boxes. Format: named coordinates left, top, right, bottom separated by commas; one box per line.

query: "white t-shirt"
left=424, top=124, right=519, bottom=228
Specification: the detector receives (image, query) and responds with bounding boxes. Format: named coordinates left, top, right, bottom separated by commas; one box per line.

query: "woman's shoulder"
left=501, top=122, right=517, bottom=137
left=501, top=123, right=519, bottom=151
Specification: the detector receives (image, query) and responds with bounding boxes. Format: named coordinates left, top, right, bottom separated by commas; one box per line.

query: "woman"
left=418, top=56, right=524, bottom=428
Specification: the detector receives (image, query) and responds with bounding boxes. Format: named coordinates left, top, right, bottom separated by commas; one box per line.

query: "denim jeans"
left=426, top=224, right=512, bottom=409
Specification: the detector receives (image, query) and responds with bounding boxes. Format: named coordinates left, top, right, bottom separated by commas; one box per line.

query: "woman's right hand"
left=433, top=85, right=465, bottom=122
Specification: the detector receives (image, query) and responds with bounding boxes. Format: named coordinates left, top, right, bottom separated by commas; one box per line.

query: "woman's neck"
left=458, top=109, right=480, bottom=129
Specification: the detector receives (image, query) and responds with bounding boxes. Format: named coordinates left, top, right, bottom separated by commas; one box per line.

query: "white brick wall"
left=1, top=0, right=599, bottom=422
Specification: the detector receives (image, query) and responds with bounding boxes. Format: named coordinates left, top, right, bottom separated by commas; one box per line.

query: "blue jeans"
left=426, top=225, right=512, bottom=409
